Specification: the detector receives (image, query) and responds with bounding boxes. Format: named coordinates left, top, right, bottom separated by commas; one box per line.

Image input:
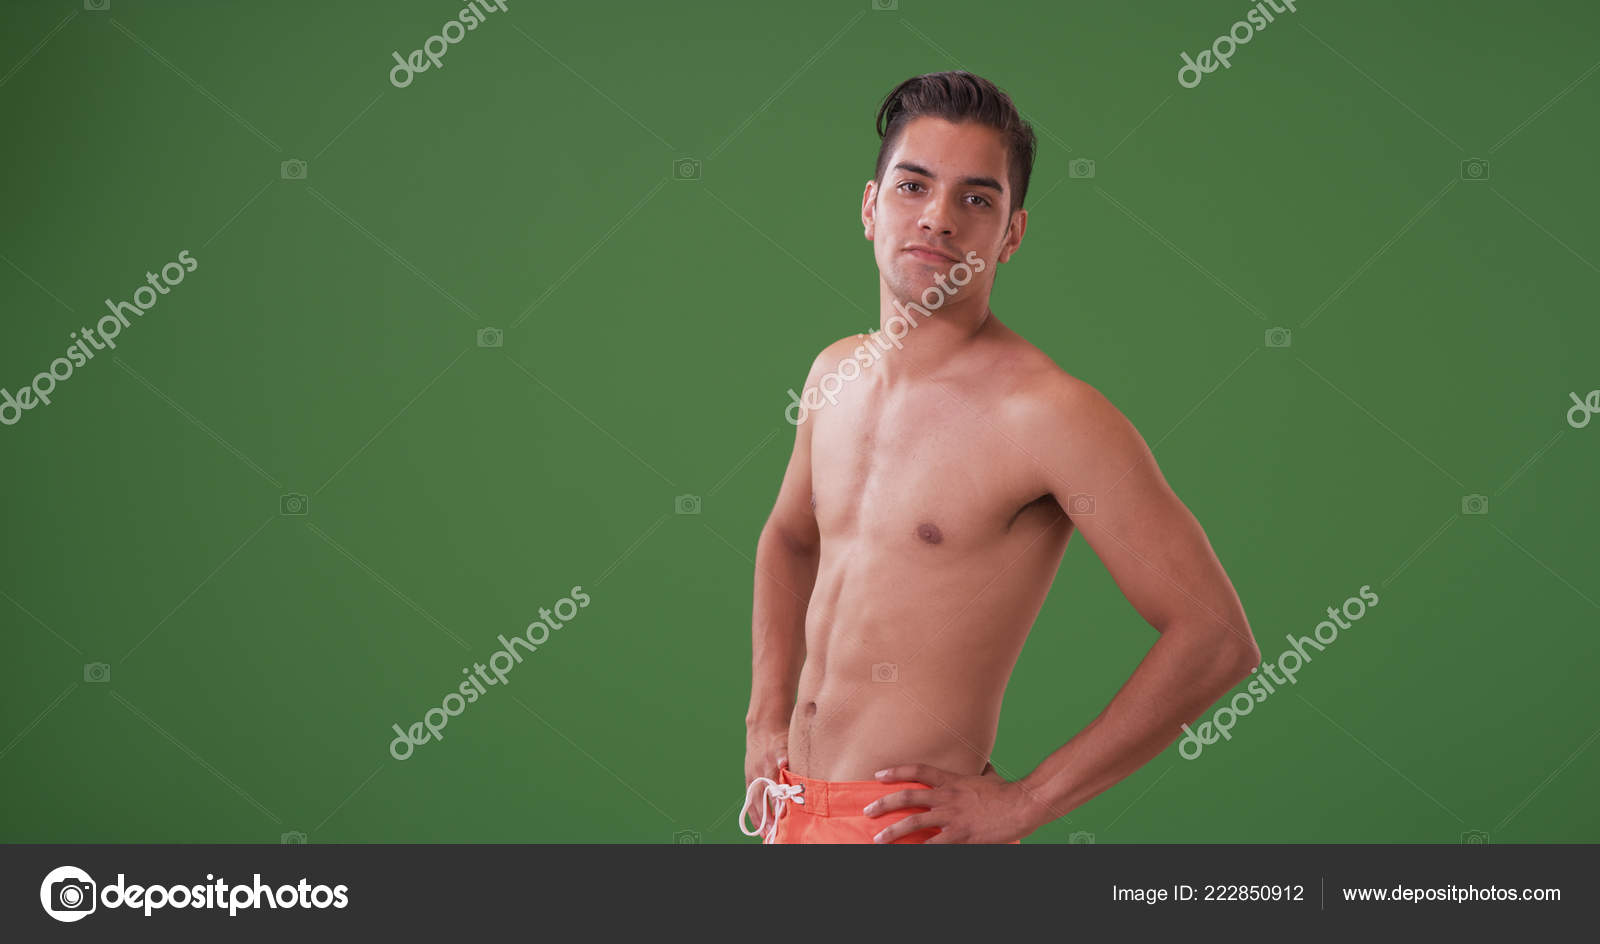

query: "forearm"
left=745, top=527, right=818, bottom=729
left=1015, top=621, right=1258, bottom=828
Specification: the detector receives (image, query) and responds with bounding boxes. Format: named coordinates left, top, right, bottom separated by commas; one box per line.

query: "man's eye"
left=898, top=181, right=924, bottom=193
left=966, top=195, right=991, bottom=207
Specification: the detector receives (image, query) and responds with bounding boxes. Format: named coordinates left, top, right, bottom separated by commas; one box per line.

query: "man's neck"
left=875, top=281, right=995, bottom=380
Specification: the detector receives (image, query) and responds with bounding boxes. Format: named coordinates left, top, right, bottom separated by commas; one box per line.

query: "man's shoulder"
left=802, top=333, right=876, bottom=376
left=996, top=348, right=1137, bottom=452
left=989, top=352, right=1155, bottom=493
left=819, top=332, right=876, bottom=361
left=997, top=344, right=1110, bottom=416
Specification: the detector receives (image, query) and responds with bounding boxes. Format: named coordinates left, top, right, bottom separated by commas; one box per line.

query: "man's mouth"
left=904, top=244, right=958, bottom=264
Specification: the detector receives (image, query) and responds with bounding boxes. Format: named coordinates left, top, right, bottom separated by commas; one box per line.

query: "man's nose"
left=917, top=195, right=956, bottom=237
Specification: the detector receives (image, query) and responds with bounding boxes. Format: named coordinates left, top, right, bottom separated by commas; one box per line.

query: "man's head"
left=873, top=72, right=1037, bottom=216
left=862, top=72, right=1035, bottom=309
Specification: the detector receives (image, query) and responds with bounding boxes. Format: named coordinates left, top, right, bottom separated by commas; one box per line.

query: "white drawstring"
left=740, top=776, right=805, bottom=842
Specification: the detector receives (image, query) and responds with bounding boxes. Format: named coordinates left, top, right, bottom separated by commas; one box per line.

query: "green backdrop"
left=2, top=0, right=1595, bottom=843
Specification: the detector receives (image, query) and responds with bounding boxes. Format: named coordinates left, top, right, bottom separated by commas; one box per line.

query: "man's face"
left=862, top=117, right=1026, bottom=305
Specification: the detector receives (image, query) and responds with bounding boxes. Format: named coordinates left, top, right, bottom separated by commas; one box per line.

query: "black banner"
left=1, top=843, right=1592, bottom=936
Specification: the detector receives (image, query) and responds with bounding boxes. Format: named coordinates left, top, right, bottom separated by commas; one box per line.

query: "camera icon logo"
left=40, top=866, right=96, bottom=922
left=281, top=830, right=308, bottom=844
left=83, top=662, right=110, bottom=683
left=477, top=327, right=503, bottom=348
left=673, top=158, right=702, bottom=181
left=1461, top=829, right=1490, bottom=844
left=674, top=494, right=702, bottom=515
left=281, top=159, right=308, bottom=180
left=1460, top=159, right=1490, bottom=181
left=871, top=0, right=900, bottom=10
left=872, top=661, right=898, bottom=682
left=1265, top=327, right=1292, bottom=348
left=673, top=828, right=701, bottom=844
left=83, top=0, right=110, bottom=10
left=1461, top=494, right=1489, bottom=516
left=1069, top=830, right=1096, bottom=844
left=1067, top=494, right=1095, bottom=517
left=280, top=493, right=309, bottom=516
left=1068, top=158, right=1096, bottom=179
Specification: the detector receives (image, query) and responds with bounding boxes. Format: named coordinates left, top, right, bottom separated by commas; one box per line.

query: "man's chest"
left=807, top=386, right=1049, bottom=549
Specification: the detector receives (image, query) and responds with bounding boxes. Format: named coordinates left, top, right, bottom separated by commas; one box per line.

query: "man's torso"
left=789, top=322, right=1078, bottom=780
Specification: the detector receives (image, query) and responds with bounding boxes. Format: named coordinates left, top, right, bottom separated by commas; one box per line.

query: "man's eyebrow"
left=893, top=162, right=1005, bottom=194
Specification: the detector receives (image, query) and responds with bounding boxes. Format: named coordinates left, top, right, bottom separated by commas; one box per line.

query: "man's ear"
left=997, top=207, right=1028, bottom=263
left=861, top=179, right=878, bottom=240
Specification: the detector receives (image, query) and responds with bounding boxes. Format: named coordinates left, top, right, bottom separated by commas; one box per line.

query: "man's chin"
left=901, top=255, right=950, bottom=275
left=886, top=270, right=935, bottom=299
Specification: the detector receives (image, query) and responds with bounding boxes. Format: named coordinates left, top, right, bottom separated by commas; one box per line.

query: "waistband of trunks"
left=778, top=761, right=932, bottom=818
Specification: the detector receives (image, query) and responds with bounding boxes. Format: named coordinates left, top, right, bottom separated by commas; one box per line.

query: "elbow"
left=1164, top=619, right=1259, bottom=690
left=1223, top=627, right=1261, bottom=686
left=1233, top=637, right=1262, bottom=683
left=1185, top=620, right=1258, bottom=688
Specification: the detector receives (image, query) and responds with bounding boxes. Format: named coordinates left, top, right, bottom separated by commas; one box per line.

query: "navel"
left=915, top=522, right=944, bottom=545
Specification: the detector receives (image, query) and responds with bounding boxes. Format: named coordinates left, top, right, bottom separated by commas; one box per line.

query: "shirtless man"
left=740, top=71, right=1261, bottom=844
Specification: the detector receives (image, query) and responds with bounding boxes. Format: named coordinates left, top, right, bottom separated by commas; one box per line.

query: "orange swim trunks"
left=739, top=760, right=1022, bottom=844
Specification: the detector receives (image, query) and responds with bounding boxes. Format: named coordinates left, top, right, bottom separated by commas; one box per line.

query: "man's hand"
left=744, top=726, right=789, bottom=785
left=744, top=725, right=789, bottom=790
left=742, top=726, right=790, bottom=835
left=863, top=762, right=1041, bottom=844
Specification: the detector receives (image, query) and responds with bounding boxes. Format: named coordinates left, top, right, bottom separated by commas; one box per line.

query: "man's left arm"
left=867, top=378, right=1260, bottom=842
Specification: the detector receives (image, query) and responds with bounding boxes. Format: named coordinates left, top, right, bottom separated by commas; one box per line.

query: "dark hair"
left=873, top=71, right=1037, bottom=214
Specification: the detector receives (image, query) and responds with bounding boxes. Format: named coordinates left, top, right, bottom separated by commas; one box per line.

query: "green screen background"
left=2, top=0, right=1595, bottom=843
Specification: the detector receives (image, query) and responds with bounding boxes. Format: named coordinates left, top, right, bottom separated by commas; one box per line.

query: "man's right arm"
left=744, top=354, right=827, bottom=784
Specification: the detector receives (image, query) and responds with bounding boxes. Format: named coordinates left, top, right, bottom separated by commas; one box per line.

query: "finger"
left=874, top=763, right=952, bottom=787
left=923, top=829, right=958, bottom=844
left=873, top=812, right=943, bottom=844
left=738, top=782, right=762, bottom=832
left=862, top=788, right=935, bottom=818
